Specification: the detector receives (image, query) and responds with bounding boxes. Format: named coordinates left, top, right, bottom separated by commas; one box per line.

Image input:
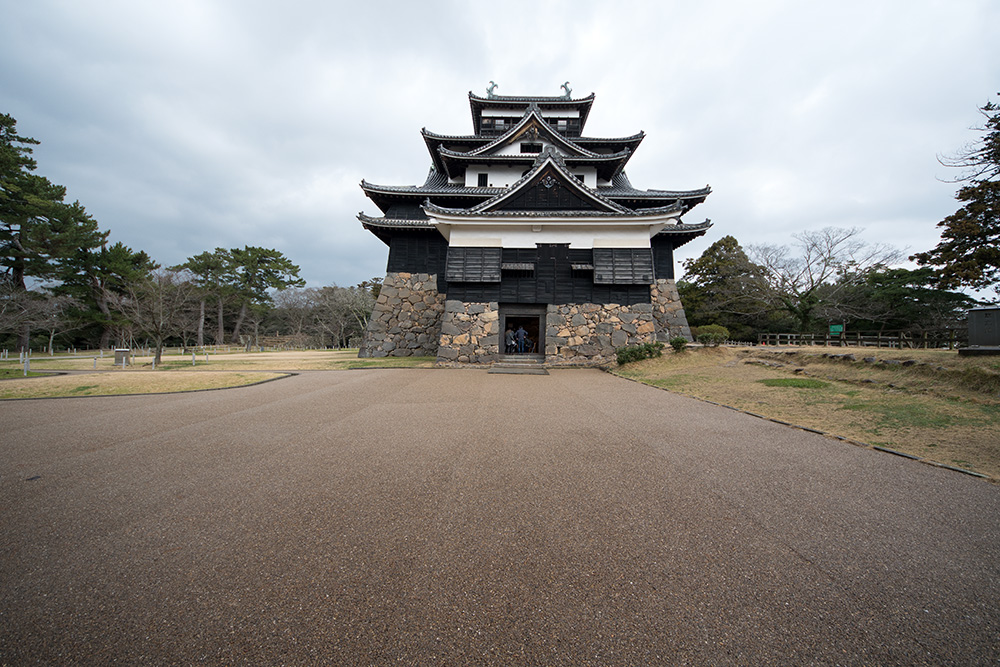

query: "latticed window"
left=446, top=247, right=502, bottom=282
left=593, top=248, right=654, bottom=284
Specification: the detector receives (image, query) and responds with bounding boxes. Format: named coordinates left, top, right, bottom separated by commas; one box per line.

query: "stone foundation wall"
left=359, top=275, right=694, bottom=363
left=436, top=300, right=500, bottom=365
left=357, top=272, right=445, bottom=358
left=651, top=278, right=693, bottom=342
left=544, top=303, right=657, bottom=366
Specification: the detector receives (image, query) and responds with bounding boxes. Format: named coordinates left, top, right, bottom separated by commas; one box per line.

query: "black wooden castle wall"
left=385, top=233, right=678, bottom=306
left=387, top=232, right=448, bottom=276
left=650, top=235, right=676, bottom=280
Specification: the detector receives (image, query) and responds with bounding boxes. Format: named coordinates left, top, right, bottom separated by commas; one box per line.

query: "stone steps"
left=488, top=354, right=549, bottom=375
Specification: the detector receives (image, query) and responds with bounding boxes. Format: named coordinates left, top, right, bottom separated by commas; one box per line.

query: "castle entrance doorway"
left=499, top=305, right=546, bottom=356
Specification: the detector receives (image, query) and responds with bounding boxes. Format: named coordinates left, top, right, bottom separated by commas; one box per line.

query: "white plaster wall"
left=463, top=161, right=597, bottom=188
left=572, top=166, right=598, bottom=188
left=481, top=109, right=579, bottom=118
left=443, top=223, right=657, bottom=249
left=496, top=142, right=548, bottom=157
left=465, top=164, right=531, bottom=188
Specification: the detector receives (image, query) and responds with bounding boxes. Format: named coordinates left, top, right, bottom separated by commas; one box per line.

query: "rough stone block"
left=637, top=321, right=656, bottom=334
left=440, top=321, right=462, bottom=336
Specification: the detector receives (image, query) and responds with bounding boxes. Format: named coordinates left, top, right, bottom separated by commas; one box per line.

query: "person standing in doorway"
left=504, top=325, right=515, bottom=354
left=515, top=325, right=527, bottom=354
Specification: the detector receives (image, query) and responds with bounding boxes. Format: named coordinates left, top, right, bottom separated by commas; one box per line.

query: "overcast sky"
left=2, top=0, right=998, bottom=289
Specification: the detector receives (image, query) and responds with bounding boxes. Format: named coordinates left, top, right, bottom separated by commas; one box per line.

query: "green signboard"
left=829, top=324, right=844, bottom=335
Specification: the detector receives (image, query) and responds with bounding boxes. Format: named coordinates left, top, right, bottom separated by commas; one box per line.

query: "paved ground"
left=1, top=369, right=998, bottom=665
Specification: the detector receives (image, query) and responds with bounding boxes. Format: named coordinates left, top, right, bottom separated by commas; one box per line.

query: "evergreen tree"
left=1, top=114, right=107, bottom=348
left=913, top=95, right=1000, bottom=296
left=678, top=235, right=775, bottom=339
left=173, top=248, right=231, bottom=346
left=826, top=267, right=979, bottom=334
left=226, top=246, right=304, bottom=346
left=56, top=241, right=158, bottom=349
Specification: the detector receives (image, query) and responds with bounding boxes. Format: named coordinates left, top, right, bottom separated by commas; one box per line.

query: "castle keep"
left=358, top=85, right=712, bottom=366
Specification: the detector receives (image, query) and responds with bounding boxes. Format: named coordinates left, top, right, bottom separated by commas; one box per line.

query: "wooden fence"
left=757, top=330, right=964, bottom=349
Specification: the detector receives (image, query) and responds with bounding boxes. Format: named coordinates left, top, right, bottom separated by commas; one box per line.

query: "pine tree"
left=913, top=95, right=1000, bottom=296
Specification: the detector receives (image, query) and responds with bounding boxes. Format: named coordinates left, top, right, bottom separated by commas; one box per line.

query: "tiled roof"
left=420, top=128, right=490, bottom=142
left=436, top=143, right=633, bottom=183
left=655, top=220, right=713, bottom=234
left=468, top=90, right=596, bottom=135
left=415, top=152, right=687, bottom=220
left=575, top=132, right=645, bottom=145
left=468, top=91, right=596, bottom=105
left=423, top=202, right=683, bottom=219
left=652, top=220, right=713, bottom=248
left=602, top=172, right=712, bottom=200
left=464, top=151, right=634, bottom=215
left=464, top=109, right=599, bottom=158
left=357, top=212, right=434, bottom=228
left=361, top=169, right=503, bottom=196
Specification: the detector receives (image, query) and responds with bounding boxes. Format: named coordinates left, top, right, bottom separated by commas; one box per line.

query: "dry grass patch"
left=0, top=371, right=287, bottom=399
left=616, top=346, right=1000, bottom=480
left=0, top=349, right=436, bottom=372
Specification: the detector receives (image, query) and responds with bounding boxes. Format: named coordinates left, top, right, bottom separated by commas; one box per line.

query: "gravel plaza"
left=2, top=368, right=998, bottom=665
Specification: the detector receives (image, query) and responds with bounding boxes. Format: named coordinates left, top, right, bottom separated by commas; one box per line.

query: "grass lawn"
left=0, top=371, right=288, bottom=399
left=0, top=349, right=436, bottom=372
left=0, top=349, right=434, bottom=399
left=615, top=346, right=1000, bottom=480
left=0, top=368, right=47, bottom=379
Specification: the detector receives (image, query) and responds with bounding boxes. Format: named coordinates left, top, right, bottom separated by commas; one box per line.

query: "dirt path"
left=2, top=369, right=998, bottom=665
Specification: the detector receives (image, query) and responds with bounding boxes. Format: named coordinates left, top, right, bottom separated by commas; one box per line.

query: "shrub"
left=696, top=324, right=730, bottom=347
left=669, top=336, right=688, bottom=352
left=616, top=341, right=665, bottom=365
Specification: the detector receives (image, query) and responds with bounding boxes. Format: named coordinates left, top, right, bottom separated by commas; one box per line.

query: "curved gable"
left=466, top=110, right=595, bottom=159
left=473, top=155, right=628, bottom=214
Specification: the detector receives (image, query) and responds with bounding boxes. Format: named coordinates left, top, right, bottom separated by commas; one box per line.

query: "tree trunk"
left=196, top=298, right=205, bottom=347
left=216, top=295, right=225, bottom=345
left=231, top=301, right=247, bottom=344
left=18, top=323, right=30, bottom=353
left=90, top=276, right=114, bottom=350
